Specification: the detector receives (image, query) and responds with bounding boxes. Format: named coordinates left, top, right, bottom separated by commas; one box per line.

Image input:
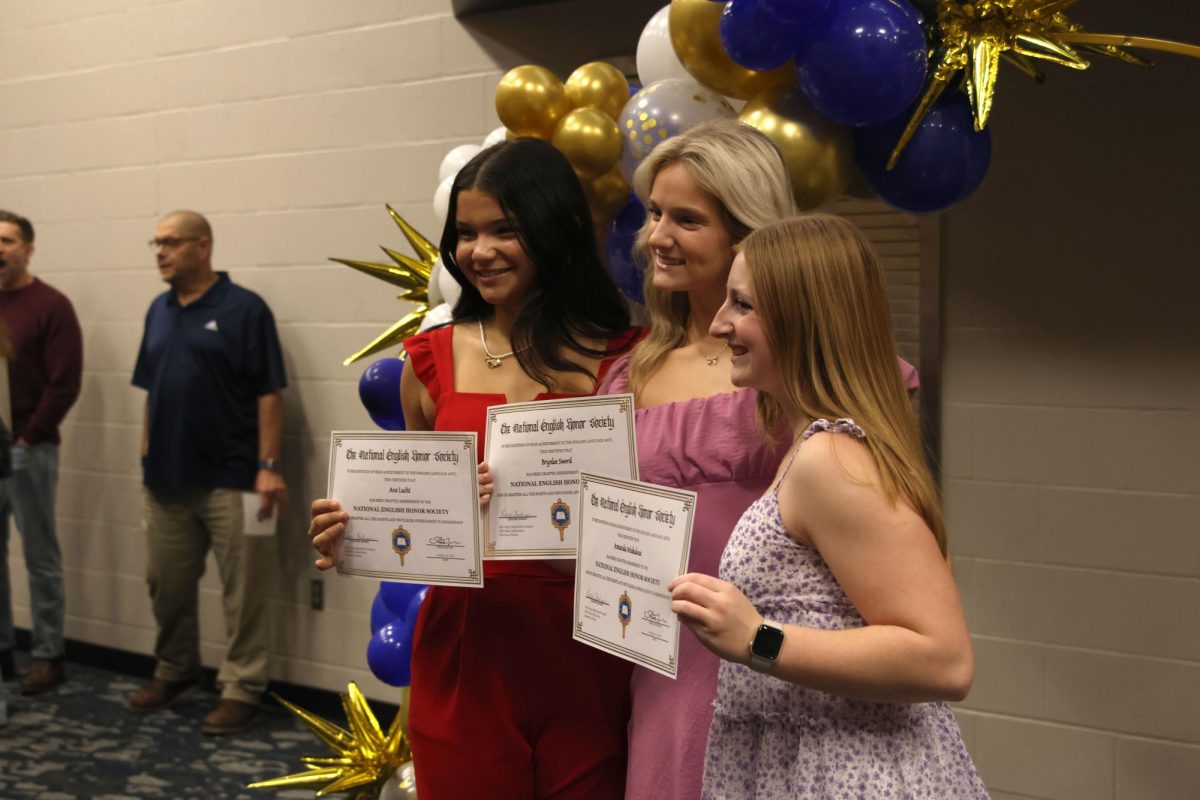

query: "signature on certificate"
left=500, top=511, right=537, bottom=521
left=585, top=590, right=611, bottom=606
left=427, top=536, right=463, bottom=548
left=642, top=609, right=669, bottom=627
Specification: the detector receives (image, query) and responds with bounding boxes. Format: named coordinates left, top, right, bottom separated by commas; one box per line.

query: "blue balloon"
left=853, top=91, right=991, bottom=214
left=720, top=0, right=797, bottom=72
left=370, top=591, right=398, bottom=635
left=605, top=196, right=646, bottom=305
left=366, top=620, right=412, bottom=687
left=358, top=357, right=406, bottom=430
left=378, top=580, right=427, bottom=618
left=796, top=0, right=928, bottom=127
left=368, top=410, right=404, bottom=431
left=759, top=0, right=832, bottom=25
left=403, top=586, right=429, bottom=633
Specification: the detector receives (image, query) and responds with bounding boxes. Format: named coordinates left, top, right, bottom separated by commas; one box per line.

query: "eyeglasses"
left=147, top=236, right=200, bottom=251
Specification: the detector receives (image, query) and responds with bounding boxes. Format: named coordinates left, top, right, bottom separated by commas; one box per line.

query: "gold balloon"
left=584, top=166, right=632, bottom=222
left=247, top=683, right=410, bottom=799
left=739, top=86, right=853, bottom=210
left=495, top=65, right=571, bottom=140
left=668, top=0, right=795, bottom=100
left=552, top=108, right=623, bottom=180
left=891, top=0, right=1200, bottom=167
left=565, top=61, right=631, bottom=120
left=331, top=206, right=438, bottom=365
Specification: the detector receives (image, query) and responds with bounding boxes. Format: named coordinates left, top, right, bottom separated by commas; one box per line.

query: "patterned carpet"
left=0, top=653, right=359, bottom=800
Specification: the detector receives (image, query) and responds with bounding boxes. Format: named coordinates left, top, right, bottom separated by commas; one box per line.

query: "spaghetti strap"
left=801, top=417, right=866, bottom=441
left=770, top=417, right=867, bottom=494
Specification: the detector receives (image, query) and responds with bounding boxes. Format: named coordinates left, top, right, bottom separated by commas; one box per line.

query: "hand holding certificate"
left=484, top=394, right=637, bottom=559
left=327, top=431, right=484, bottom=587
left=573, top=472, right=695, bottom=678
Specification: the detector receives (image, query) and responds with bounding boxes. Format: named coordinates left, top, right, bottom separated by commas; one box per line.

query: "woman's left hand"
left=477, top=461, right=494, bottom=507
left=669, top=572, right=761, bottom=665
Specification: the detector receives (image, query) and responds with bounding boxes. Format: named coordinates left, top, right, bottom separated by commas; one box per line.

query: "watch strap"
left=258, top=458, right=280, bottom=472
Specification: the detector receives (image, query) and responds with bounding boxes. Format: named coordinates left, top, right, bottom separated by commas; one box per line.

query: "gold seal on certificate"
left=391, top=525, right=413, bottom=566
left=328, top=431, right=483, bottom=588
left=573, top=472, right=695, bottom=679
left=618, top=591, right=632, bottom=639
left=550, top=498, right=571, bottom=541
left=484, top=394, right=637, bottom=559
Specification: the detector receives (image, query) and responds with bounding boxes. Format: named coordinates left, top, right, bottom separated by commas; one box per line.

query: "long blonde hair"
left=742, top=215, right=946, bottom=554
left=627, top=119, right=796, bottom=394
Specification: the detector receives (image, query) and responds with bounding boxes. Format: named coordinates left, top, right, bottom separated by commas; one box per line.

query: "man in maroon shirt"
left=0, top=210, right=82, bottom=694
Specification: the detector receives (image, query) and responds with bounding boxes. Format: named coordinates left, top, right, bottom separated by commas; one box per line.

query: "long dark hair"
left=439, top=138, right=631, bottom=387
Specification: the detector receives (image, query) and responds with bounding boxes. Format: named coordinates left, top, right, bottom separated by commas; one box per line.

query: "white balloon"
left=418, top=302, right=454, bottom=333
left=427, top=256, right=444, bottom=307
left=618, top=78, right=736, bottom=183
left=439, top=144, right=482, bottom=183
left=437, top=257, right=462, bottom=308
left=432, top=175, right=455, bottom=229
left=481, top=125, right=509, bottom=149
left=636, top=5, right=691, bottom=86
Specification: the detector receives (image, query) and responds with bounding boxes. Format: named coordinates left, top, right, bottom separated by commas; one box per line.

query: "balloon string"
left=1055, top=33, right=1200, bottom=59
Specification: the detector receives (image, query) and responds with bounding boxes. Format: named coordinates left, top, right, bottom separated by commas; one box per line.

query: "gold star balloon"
left=889, top=0, right=1200, bottom=168
left=247, top=683, right=414, bottom=799
left=332, top=206, right=440, bottom=365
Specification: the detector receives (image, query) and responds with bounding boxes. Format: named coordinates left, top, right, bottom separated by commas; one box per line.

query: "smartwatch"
left=748, top=619, right=784, bottom=673
left=258, top=458, right=280, bottom=472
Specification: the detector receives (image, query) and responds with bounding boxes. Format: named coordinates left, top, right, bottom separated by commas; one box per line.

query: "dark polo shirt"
left=133, top=272, right=286, bottom=491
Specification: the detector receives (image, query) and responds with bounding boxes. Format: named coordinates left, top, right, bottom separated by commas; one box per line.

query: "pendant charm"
left=705, top=355, right=720, bottom=366
left=485, top=356, right=504, bottom=369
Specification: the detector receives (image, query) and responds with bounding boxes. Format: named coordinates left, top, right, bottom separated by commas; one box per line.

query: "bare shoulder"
left=777, top=430, right=894, bottom=542
left=787, top=430, right=881, bottom=500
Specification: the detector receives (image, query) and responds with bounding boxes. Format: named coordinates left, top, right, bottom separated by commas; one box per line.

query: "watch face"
left=752, top=624, right=785, bottom=660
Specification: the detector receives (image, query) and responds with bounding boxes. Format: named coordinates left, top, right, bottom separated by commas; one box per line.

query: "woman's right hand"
left=309, top=498, right=349, bottom=570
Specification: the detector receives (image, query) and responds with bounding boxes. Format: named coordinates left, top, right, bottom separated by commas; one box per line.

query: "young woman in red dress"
left=310, top=138, right=638, bottom=798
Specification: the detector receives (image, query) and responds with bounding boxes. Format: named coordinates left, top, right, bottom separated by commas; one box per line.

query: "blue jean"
left=0, top=443, right=65, bottom=659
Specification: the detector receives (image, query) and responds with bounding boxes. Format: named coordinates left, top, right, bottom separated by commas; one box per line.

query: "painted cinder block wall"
left=2, top=2, right=1197, bottom=797
left=940, top=2, right=1200, bottom=798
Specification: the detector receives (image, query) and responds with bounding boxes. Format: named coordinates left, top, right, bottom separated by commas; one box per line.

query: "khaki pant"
left=142, top=486, right=270, bottom=704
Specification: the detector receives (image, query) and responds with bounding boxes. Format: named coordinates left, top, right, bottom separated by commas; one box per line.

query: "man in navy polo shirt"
left=129, top=210, right=287, bottom=735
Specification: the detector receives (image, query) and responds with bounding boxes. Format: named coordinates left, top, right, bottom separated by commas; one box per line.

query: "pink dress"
left=599, top=356, right=785, bottom=800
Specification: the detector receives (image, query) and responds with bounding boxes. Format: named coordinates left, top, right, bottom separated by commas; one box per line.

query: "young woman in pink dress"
left=670, top=215, right=986, bottom=799
left=597, top=119, right=798, bottom=800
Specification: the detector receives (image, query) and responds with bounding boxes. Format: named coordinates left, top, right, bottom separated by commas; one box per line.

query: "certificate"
left=328, top=431, right=483, bottom=587
left=572, top=472, right=695, bottom=678
left=483, top=394, right=637, bottom=559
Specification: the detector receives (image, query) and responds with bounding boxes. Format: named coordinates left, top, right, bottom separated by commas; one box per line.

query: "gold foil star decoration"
left=332, top=205, right=439, bottom=365
left=889, top=0, right=1200, bottom=168
left=247, top=683, right=412, bottom=799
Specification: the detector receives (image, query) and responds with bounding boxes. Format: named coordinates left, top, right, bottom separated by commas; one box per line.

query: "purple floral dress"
left=702, top=419, right=989, bottom=799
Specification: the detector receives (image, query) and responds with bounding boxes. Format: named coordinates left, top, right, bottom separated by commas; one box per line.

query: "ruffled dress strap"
left=403, top=324, right=455, bottom=401
left=801, top=417, right=867, bottom=441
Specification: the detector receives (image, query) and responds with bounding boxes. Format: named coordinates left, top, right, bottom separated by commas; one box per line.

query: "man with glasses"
left=129, top=210, right=287, bottom=735
left=0, top=209, right=82, bottom=694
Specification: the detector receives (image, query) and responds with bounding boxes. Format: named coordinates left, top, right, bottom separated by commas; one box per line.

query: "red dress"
left=403, top=324, right=638, bottom=799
